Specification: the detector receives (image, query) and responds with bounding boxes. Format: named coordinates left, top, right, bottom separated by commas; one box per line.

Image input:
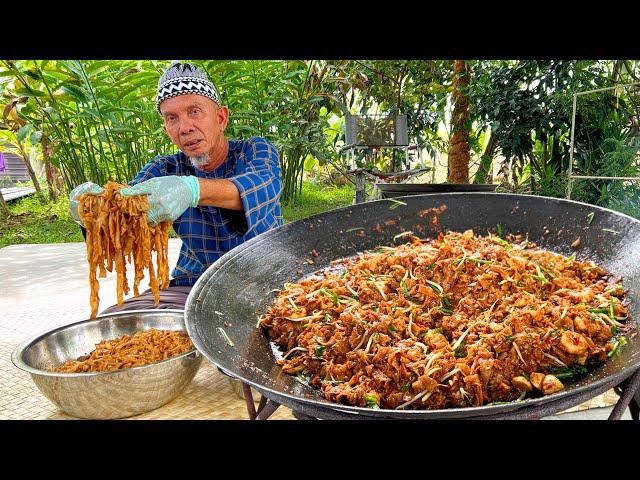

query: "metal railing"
left=566, top=81, right=640, bottom=199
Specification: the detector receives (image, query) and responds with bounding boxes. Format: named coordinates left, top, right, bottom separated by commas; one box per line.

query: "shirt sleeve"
left=129, top=156, right=168, bottom=186
left=227, top=137, right=282, bottom=234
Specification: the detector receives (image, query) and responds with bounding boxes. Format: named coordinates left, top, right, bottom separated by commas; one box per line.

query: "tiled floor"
left=0, top=241, right=633, bottom=420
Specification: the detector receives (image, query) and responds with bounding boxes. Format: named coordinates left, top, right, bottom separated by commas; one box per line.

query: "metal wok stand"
left=238, top=367, right=640, bottom=420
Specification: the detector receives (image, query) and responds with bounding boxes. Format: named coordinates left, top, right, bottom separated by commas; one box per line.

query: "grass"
left=282, top=181, right=355, bottom=223
left=0, top=192, right=83, bottom=248
left=0, top=181, right=355, bottom=248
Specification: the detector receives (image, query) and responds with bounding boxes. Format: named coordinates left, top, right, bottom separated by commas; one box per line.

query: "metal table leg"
left=609, top=368, right=640, bottom=420
left=241, top=382, right=282, bottom=420
left=255, top=399, right=281, bottom=420
left=242, top=383, right=257, bottom=420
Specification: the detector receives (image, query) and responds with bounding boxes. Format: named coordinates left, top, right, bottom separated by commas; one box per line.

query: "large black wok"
left=184, top=193, right=640, bottom=418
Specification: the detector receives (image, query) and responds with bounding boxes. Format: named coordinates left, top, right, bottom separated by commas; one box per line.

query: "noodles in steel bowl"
left=260, top=230, right=631, bottom=410
left=52, top=329, right=194, bottom=373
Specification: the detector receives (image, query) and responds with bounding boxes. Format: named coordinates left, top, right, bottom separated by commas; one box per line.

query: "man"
left=69, top=61, right=283, bottom=313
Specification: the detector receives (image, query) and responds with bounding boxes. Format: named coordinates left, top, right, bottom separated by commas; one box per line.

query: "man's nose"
left=178, top=117, right=195, bottom=134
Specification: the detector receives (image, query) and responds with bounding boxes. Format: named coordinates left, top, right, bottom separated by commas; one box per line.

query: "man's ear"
left=217, top=106, right=229, bottom=131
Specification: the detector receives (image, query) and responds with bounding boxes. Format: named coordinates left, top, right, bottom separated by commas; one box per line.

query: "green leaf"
left=13, top=87, right=45, bottom=98
left=303, top=155, right=317, bottom=171
left=29, top=131, right=42, bottom=144
left=59, top=84, right=89, bottom=103
left=16, top=124, right=32, bottom=143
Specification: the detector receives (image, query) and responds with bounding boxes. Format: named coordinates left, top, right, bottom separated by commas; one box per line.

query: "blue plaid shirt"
left=131, top=136, right=283, bottom=286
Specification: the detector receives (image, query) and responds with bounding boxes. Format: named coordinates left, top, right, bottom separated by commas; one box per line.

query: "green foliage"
left=0, top=191, right=83, bottom=248
left=470, top=60, right=605, bottom=187
left=3, top=59, right=639, bottom=212
left=281, top=181, right=355, bottom=223
left=1, top=60, right=173, bottom=191
left=345, top=60, right=452, bottom=172
left=470, top=60, right=640, bottom=214
left=1, top=60, right=359, bottom=204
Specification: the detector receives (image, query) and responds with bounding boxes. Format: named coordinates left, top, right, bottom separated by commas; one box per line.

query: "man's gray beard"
left=188, top=153, right=211, bottom=170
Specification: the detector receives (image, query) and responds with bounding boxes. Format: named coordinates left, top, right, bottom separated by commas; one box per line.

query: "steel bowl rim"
left=11, top=308, right=200, bottom=379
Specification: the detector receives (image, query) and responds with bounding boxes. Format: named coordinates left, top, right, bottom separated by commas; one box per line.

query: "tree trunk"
left=447, top=60, right=471, bottom=184
left=0, top=189, right=9, bottom=217
left=41, top=134, right=62, bottom=201
left=473, top=131, right=497, bottom=184
left=16, top=141, right=43, bottom=196
left=44, top=160, right=63, bottom=201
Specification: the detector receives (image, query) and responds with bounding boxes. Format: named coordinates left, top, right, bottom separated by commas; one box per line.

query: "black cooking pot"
left=377, top=183, right=498, bottom=198
left=184, top=193, right=640, bottom=419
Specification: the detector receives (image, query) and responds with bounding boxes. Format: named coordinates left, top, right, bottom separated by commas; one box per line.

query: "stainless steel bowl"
left=11, top=309, right=203, bottom=419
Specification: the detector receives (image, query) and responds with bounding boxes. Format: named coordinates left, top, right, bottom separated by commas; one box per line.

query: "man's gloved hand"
left=68, top=181, right=105, bottom=225
left=119, top=176, right=200, bottom=226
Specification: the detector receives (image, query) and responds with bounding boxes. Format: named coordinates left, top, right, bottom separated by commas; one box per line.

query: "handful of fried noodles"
left=77, top=181, right=171, bottom=318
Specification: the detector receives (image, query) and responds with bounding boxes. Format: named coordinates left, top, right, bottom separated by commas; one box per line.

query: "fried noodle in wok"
left=260, top=230, right=631, bottom=410
left=53, top=329, right=194, bottom=373
left=77, top=181, right=171, bottom=318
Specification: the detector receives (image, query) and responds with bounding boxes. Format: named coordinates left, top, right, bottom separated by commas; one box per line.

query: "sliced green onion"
left=320, top=287, right=339, bottom=305
left=364, top=393, right=380, bottom=409
left=218, top=327, right=234, bottom=347
left=387, top=198, right=407, bottom=210
left=609, top=298, right=616, bottom=322
left=466, top=257, right=492, bottom=264
left=441, top=295, right=453, bottom=309
left=400, top=279, right=410, bottom=298
left=425, top=279, right=443, bottom=294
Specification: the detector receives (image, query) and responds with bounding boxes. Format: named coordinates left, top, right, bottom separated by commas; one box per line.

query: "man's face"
left=160, top=94, right=228, bottom=168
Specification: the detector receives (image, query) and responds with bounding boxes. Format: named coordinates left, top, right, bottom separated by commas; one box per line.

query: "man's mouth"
left=184, top=139, right=202, bottom=149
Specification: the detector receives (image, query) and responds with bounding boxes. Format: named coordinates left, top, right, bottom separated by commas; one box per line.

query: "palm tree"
left=448, top=60, right=471, bottom=183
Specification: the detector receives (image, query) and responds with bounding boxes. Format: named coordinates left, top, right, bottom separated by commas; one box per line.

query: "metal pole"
left=569, top=175, right=640, bottom=181
left=566, top=93, right=578, bottom=199
left=574, top=81, right=640, bottom=97
left=566, top=81, right=640, bottom=199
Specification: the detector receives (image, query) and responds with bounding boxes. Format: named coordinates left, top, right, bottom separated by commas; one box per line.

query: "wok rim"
left=185, top=193, right=640, bottom=418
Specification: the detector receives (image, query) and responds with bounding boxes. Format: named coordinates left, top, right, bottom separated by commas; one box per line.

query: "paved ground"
left=2, top=187, right=36, bottom=202
left=0, top=240, right=633, bottom=420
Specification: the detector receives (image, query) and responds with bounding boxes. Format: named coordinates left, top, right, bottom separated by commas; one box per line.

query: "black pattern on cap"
left=156, top=61, right=220, bottom=111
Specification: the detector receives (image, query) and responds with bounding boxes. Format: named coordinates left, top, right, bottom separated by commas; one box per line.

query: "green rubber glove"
left=68, top=181, right=105, bottom=226
left=119, top=175, right=200, bottom=226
